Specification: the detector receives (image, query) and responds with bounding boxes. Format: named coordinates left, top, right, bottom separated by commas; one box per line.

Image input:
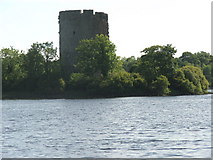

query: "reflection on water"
left=2, top=95, right=211, bottom=158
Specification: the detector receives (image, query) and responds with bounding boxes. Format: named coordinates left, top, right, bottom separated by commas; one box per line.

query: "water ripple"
left=2, top=94, right=211, bottom=158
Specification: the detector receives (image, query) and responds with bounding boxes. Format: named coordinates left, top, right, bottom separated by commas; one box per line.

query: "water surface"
left=2, top=95, right=212, bottom=158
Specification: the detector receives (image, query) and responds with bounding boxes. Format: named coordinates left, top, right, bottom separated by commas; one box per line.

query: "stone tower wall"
left=59, top=10, right=109, bottom=76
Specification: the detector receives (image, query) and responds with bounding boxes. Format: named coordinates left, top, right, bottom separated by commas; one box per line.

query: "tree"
left=138, top=44, right=176, bottom=82
left=195, top=51, right=211, bottom=68
left=151, top=75, right=170, bottom=96
left=178, top=51, right=211, bottom=87
left=99, top=71, right=147, bottom=95
left=202, top=64, right=211, bottom=87
left=172, top=65, right=209, bottom=94
left=179, top=52, right=197, bottom=66
left=179, top=51, right=211, bottom=68
left=1, top=47, right=27, bottom=91
left=67, top=73, right=92, bottom=90
left=23, top=42, right=59, bottom=91
left=25, top=42, right=58, bottom=77
left=121, top=56, right=139, bottom=73
left=76, top=34, right=118, bottom=78
left=101, top=71, right=134, bottom=91
left=24, top=43, right=45, bottom=81
left=39, top=42, right=58, bottom=75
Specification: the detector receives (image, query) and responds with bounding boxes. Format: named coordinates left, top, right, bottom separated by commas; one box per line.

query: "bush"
left=100, top=71, right=133, bottom=92
left=36, top=77, right=66, bottom=93
left=151, top=75, right=170, bottom=96
left=58, top=78, right=66, bottom=92
left=100, top=71, right=147, bottom=95
left=172, top=65, right=209, bottom=94
left=131, top=73, right=147, bottom=90
left=67, top=73, right=93, bottom=90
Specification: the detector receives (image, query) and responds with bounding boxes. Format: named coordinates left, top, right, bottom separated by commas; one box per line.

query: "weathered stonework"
left=59, top=10, right=109, bottom=76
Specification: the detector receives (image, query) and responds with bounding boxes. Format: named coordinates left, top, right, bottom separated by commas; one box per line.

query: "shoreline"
left=2, top=91, right=212, bottom=100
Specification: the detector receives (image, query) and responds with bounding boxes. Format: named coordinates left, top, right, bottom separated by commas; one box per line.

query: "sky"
left=0, top=0, right=211, bottom=58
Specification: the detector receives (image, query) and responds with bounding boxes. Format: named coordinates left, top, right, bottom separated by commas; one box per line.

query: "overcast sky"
left=0, top=0, right=211, bottom=57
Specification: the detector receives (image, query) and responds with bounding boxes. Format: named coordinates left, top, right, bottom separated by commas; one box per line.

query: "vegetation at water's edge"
left=1, top=34, right=212, bottom=99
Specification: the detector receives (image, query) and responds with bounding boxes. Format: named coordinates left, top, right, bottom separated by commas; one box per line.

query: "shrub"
left=151, top=75, right=170, bottom=96
left=131, top=73, right=147, bottom=90
left=100, top=71, right=134, bottom=92
left=172, top=65, right=209, bottom=94
left=67, top=73, right=93, bottom=90
left=100, top=71, right=147, bottom=95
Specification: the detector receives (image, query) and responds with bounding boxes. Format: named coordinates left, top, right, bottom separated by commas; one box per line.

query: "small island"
left=1, top=34, right=212, bottom=99
left=1, top=10, right=212, bottom=99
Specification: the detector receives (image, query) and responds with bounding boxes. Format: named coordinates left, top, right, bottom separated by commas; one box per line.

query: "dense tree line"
left=1, top=34, right=212, bottom=97
left=1, top=42, right=64, bottom=94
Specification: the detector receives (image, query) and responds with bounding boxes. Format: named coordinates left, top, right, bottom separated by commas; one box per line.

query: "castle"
left=59, top=10, right=109, bottom=76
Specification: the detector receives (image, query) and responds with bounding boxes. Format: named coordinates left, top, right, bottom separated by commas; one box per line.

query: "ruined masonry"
left=59, top=10, right=109, bottom=76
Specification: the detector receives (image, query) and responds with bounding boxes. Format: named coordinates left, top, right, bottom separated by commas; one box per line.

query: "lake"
left=2, top=94, right=212, bottom=158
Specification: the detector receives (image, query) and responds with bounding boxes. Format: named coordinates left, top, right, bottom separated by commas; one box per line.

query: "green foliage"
left=172, top=65, right=209, bottom=94
left=151, top=75, right=170, bottom=96
left=25, top=42, right=58, bottom=79
left=1, top=47, right=27, bottom=91
left=1, top=41, right=211, bottom=97
left=0, top=47, right=23, bottom=58
left=179, top=52, right=198, bottom=66
left=101, top=71, right=134, bottom=91
left=111, top=57, right=125, bottom=73
left=24, top=43, right=46, bottom=80
left=178, top=51, right=212, bottom=87
left=39, top=42, right=58, bottom=62
left=67, top=73, right=93, bottom=90
left=131, top=73, right=147, bottom=90
left=58, top=78, right=66, bottom=92
left=195, top=51, right=211, bottom=68
left=202, top=64, right=213, bottom=87
left=38, top=42, right=58, bottom=75
left=138, top=44, right=176, bottom=82
left=23, top=42, right=59, bottom=91
left=100, top=71, right=147, bottom=95
left=179, top=51, right=211, bottom=68
left=36, top=76, right=65, bottom=93
left=76, top=34, right=118, bottom=78
left=1, top=42, right=60, bottom=93
left=121, top=56, right=139, bottom=73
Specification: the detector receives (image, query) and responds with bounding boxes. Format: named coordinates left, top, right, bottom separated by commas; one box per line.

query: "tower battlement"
left=83, top=9, right=93, bottom=15
left=59, top=10, right=109, bottom=76
left=59, top=10, right=108, bottom=20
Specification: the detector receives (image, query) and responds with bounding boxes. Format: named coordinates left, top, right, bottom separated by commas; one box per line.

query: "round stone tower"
left=58, top=9, right=109, bottom=77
